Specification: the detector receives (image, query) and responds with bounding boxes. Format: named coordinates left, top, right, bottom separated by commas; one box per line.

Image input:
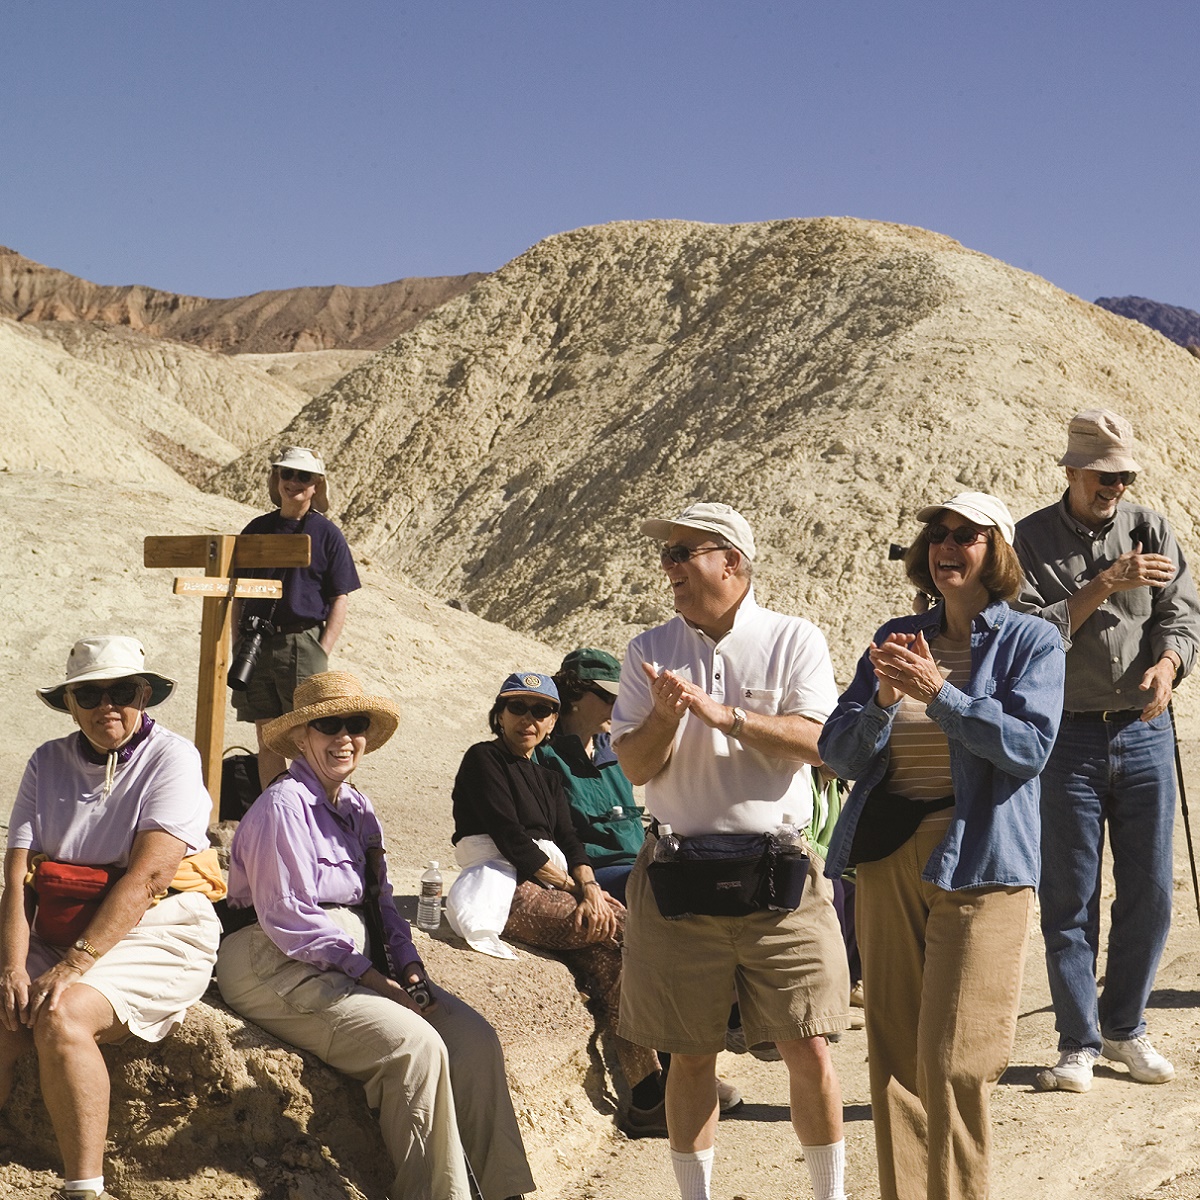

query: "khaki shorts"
left=232, top=626, right=327, bottom=722
left=619, top=840, right=850, bottom=1054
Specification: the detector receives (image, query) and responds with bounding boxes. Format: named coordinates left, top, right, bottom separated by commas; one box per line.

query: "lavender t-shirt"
left=8, top=724, right=212, bottom=864
left=226, top=757, right=420, bottom=979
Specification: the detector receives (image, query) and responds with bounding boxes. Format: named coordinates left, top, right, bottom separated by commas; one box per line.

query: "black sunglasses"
left=588, top=687, right=617, bottom=705
left=660, top=544, right=727, bottom=565
left=1097, top=471, right=1136, bottom=487
left=308, top=715, right=371, bottom=737
left=278, top=467, right=315, bottom=483
left=503, top=699, right=559, bottom=720
left=925, top=523, right=988, bottom=547
left=69, top=680, right=143, bottom=709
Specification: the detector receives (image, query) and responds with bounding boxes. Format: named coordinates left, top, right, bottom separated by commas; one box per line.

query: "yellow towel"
left=169, top=847, right=228, bottom=901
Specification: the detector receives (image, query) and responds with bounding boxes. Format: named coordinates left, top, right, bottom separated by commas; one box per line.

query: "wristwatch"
left=72, top=937, right=100, bottom=960
left=729, top=706, right=747, bottom=739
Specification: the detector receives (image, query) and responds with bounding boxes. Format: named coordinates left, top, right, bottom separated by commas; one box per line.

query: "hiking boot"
left=749, top=1040, right=783, bottom=1062
left=724, top=1023, right=749, bottom=1054
left=1034, top=1046, right=1099, bottom=1092
left=621, top=1098, right=668, bottom=1138
left=717, top=1078, right=744, bottom=1114
left=1102, top=1036, right=1175, bottom=1084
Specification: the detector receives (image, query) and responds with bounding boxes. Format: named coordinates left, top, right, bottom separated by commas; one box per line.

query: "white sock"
left=670, top=1147, right=714, bottom=1200
left=803, top=1139, right=846, bottom=1200
left=65, top=1179, right=104, bottom=1197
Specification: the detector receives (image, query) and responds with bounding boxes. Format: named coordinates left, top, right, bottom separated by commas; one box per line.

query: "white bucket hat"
left=1056, top=409, right=1142, bottom=474
left=640, top=501, right=757, bottom=561
left=38, top=636, right=176, bottom=713
left=915, top=491, right=1017, bottom=545
left=269, top=446, right=330, bottom=513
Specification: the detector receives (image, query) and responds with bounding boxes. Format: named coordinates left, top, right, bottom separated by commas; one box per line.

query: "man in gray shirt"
left=1015, top=409, right=1200, bottom=1093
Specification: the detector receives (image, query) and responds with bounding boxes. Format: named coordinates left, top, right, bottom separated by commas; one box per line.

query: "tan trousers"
left=216, top=913, right=534, bottom=1200
left=856, top=825, right=1033, bottom=1200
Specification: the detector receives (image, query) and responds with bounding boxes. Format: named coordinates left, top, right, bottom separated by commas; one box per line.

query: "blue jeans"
left=593, top=863, right=633, bottom=905
left=1038, top=710, right=1175, bottom=1051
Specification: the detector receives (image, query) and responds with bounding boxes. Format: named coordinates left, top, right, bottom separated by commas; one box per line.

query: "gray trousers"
left=216, top=914, right=533, bottom=1200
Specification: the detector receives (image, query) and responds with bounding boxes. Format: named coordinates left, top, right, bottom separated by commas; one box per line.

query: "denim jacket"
left=819, top=600, right=1065, bottom=891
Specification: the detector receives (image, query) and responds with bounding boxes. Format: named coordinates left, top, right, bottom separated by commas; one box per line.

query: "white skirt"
left=26, top=892, right=220, bottom=1041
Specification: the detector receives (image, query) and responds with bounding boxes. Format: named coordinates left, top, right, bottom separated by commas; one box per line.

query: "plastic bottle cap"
left=430, top=861, right=439, bottom=869
left=660, top=824, right=673, bottom=835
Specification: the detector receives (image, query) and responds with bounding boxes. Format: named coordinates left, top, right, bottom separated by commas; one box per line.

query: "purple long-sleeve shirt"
left=226, top=757, right=421, bottom=979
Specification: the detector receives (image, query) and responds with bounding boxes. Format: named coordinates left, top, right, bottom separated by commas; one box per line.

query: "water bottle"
left=653, top=823, right=680, bottom=862
left=610, top=805, right=624, bottom=820
left=774, top=812, right=804, bottom=855
left=416, top=861, right=443, bottom=932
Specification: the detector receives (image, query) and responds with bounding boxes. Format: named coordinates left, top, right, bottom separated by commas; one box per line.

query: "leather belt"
left=1063, top=709, right=1142, bottom=723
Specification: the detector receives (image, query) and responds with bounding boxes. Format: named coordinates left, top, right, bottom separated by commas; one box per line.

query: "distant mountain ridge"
left=0, top=245, right=485, bottom=353
left=1094, top=294, right=1200, bottom=350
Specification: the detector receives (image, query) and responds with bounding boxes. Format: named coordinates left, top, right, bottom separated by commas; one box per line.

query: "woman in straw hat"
left=448, top=671, right=667, bottom=1138
left=819, top=493, right=1065, bottom=1200
left=216, top=671, right=533, bottom=1200
left=0, top=636, right=222, bottom=1200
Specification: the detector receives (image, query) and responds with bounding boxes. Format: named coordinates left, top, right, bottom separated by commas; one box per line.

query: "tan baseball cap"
left=640, top=502, right=757, bottom=561
left=915, top=491, right=1017, bottom=545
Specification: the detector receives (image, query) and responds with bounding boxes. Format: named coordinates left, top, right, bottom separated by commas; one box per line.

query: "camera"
left=227, top=615, right=276, bottom=691
left=403, top=974, right=433, bottom=1011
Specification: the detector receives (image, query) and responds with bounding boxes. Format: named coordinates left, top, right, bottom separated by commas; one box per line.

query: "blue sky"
left=4, top=1, right=1197, bottom=308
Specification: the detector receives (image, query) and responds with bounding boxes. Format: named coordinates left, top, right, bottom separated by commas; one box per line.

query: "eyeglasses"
left=69, top=680, right=143, bottom=709
left=503, top=699, right=559, bottom=720
left=278, top=467, right=315, bottom=483
left=660, top=544, right=727, bottom=565
left=1097, top=471, right=1136, bottom=487
left=925, top=523, right=988, bottom=547
left=588, top=687, right=617, bottom=705
left=308, top=715, right=371, bottom=737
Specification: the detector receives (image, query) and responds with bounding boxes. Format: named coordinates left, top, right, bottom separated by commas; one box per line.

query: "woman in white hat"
left=818, top=493, right=1066, bottom=1200
left=0, top=636, right=222, bottom=1200
left=230, top=446, right=361, bottom=790
left=216, top=672, right=533, bottom=1200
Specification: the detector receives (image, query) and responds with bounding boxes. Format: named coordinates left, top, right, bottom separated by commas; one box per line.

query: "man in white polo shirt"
left=612, top=502, right=849, bottom=1200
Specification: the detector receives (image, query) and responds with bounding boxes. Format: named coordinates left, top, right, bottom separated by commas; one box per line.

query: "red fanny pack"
left=26, top=858, right=124, bottom=947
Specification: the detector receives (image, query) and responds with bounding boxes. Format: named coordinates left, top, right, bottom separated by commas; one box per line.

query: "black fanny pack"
left=646, top=831, right=809, bottom=919
left=845, top=780, right=954, bottom=868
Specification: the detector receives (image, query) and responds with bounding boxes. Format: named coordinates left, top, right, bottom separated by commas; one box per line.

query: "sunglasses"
left=69, top=680, right=143, bottom=709
left=1097, top=471, right=1136, bottom=487
left=308, top=715, right=371, bottom=737
left=925, top=523, right=988, bottom=547
left=660, top=544, right=727, bottom=565
left=503, top=699, right=559, bottom=720
left=278, top=467, right=315, bottom=483
left=588, top=687, right=617, bottom=705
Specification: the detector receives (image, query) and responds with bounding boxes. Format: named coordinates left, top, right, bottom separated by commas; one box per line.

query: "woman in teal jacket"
left=534, top=649, right=644, bottom=903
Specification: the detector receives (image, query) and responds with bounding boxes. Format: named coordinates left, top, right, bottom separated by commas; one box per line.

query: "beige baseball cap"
left=915, top=491, right=1016, bottom=545
left=640, top=502, right=757, bottom=561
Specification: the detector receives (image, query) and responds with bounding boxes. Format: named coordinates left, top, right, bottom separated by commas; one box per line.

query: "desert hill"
left=0, top=316, right=310, bottom=485
left=0, top=244, right=484, bottom=353
left=210, top=218, right=1200, bottom=731
left=1095, top=293, right=1200, bottom=351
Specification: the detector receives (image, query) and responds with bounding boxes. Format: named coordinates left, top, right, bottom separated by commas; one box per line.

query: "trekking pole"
left=1167, top=702, right=1200, bottom=928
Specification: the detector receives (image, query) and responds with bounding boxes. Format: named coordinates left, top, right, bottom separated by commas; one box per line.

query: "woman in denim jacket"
left=819, top=492, right=1064, bottom=1200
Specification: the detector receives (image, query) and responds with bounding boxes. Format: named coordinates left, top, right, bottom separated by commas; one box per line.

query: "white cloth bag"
left=445, top=834, right=568, bottom=959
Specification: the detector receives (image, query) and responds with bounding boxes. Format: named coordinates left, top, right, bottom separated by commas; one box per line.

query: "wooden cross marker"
left=144, top=533, right=311, bottom=823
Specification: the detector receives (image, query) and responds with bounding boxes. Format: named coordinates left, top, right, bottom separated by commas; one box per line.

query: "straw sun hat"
left=262, top=671, right=399, bottom=757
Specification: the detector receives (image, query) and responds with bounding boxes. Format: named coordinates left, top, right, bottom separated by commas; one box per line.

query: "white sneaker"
left=1035, top=1046, right=1100, bottom=1092
left=1102, top=1036, right=1175, bottom=1084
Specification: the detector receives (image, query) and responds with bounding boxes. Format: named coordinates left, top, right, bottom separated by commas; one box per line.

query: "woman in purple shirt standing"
left=216, top=672, right=533, bottom=1200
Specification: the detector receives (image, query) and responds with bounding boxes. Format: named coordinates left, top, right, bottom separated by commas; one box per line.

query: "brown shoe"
left=621, top=1098, right=669, bottom=1138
